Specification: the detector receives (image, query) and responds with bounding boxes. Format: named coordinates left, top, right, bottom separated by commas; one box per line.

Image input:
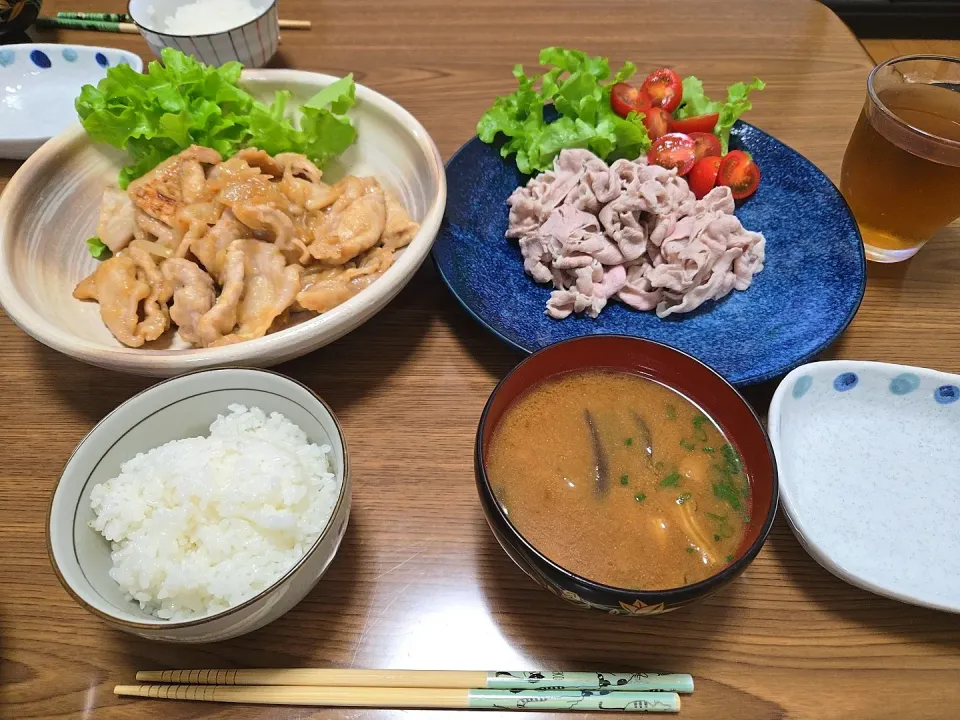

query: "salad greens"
left=674, top=76, right=766, bottom=153
left=478, top=47, right=765, bottom=170
left=85, top=237, right=111, bottom=260
left=76, top=48, right=357, bottom=189
left=477, top=47, right=652, bottom=174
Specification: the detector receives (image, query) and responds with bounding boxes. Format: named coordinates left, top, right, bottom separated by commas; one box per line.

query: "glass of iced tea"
left=840, top=55, right=960, bottom=262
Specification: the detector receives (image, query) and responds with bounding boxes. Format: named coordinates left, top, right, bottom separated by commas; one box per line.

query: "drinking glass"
left=840, top=55, right=960, bottom=263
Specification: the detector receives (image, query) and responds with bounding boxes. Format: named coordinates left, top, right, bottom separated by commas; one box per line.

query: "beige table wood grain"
left=2, top=1, right=959, bottom=718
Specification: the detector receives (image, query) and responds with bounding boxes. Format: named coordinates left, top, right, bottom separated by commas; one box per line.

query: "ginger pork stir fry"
left=74, top=146, right=420, bottom=348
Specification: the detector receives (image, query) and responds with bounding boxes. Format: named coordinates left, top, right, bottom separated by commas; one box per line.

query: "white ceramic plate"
left=0, top=69, right=446, bottom=376
left=769, top=360, right=960, bottom=613
left=0, top=44, right=143, bottom=160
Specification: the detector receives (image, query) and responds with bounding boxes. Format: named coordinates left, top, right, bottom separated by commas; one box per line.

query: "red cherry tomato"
left=610, top=83, right=652, bottom=118
left=688, top=156, right=722, bottom=199
left=689, top=132, right=721, bottom=162
left=669, top=112, right=720, bottom=134
left=640, top=68, right=683, bottom=113
left=647, top=133, right=697, bottom=176
left=717, top=150, right=761, bottom=199
left=642, top=107, right=670, bottom=141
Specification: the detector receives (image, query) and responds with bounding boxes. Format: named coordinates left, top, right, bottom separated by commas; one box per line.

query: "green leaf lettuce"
left=477, top=47, right=651, bottom=174
left=674, top=76, right=765, bottom=153
left=76, top=48, right=357, bottom=188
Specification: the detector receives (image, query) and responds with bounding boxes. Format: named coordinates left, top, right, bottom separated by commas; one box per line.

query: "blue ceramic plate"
left=433, top=122, right=866, bottom=386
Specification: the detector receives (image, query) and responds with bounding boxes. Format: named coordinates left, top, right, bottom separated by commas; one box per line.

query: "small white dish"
left=128, top=0, right=279, bottom=67
left=0, top=44, right=143, bottom=160
left=769, top=360, right=960, bottom=613
left=0, top=68, right=445, bottom=376
left=47, top=368, right=351, bottom=643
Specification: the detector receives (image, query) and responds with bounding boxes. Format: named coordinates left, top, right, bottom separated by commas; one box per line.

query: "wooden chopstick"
left=115, top=685, right=682, bottom=712
left=136, top=669, right=695, bottom=693
left=54, top=12, right=312, bottom=29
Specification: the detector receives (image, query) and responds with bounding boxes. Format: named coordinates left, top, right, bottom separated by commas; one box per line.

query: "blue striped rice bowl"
left=127, top=0, right=279, bottom=68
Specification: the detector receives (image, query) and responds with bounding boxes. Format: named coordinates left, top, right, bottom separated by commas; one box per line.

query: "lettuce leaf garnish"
left=76, top=48, right=356, bottom=188
left=478, top=47, right=651, bottom=174
left=674, top=76, right=765, bottom=153
left=85, top=236, right=111, bottom=260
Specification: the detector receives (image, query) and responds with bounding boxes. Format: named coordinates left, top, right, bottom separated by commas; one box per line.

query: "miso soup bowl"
left=47, top=368, right=351, bottom=643
left=475, top=335, right=778, bottom=616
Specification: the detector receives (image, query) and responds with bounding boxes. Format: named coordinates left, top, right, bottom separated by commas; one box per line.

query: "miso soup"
left=486, top=370, right=751, bottom=590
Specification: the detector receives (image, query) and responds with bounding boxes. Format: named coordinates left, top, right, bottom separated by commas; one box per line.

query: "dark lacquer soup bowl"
left=475, top=335, right=778, bottom=616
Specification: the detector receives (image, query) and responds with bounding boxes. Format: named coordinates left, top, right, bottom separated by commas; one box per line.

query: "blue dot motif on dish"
left=62, top=48, right=78, bottom=63
left=792, top=375, right=813, bottom=399
left=95, top=52, right=109, bottom=68
left=889, top=373, right=920, bottom=396
left=432, top=118, right=866, bottom=387
left=0, top=50, right=13, bottom=68
left=934, top=385, right=960, bottom=405
left=29, top=50, right=51, bottom=69
left=833, top=372, right=858, bottom=392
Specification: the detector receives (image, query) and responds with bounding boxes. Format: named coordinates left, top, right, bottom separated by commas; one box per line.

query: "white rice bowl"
left=89, top=404, right=339, bottom=621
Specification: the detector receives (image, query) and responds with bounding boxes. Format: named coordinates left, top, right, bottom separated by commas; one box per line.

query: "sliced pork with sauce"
left=75, top=146, right=420, bottom=348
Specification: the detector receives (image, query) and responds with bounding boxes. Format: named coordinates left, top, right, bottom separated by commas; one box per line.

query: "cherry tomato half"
left=688, top=156, right=722, bottom=200
left=689, top=131, right=721, bottom=162
left=610, top=83, right=651, bottom=118
left=717, top=150, right=761, bottom=199
left=669, top=112, right=720, bottom=134
left=641, top=68, right=683, bottom=113
left=647, top=133, right=697, bottom=176
left=642, top=106, right=670, bottom=141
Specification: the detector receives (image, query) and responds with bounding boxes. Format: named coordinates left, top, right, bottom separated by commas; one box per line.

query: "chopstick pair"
left=35, top=13, right=311, bottom=34
left=117, top=669, right=694, bottom=713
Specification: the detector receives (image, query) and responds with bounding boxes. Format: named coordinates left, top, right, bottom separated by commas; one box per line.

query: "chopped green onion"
left=659, top=472, right=681, bottom=488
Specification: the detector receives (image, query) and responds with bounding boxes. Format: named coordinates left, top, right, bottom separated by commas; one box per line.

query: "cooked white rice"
left=89, top=404, right=339, bottom=621
left=150, top=0, right=265, bottom=35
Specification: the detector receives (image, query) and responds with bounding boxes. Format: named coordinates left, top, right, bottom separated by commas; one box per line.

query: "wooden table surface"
left=3, top=1, right=960, bottom=718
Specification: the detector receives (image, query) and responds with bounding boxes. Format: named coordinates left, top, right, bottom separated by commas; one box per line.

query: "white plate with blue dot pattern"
left=0, top=44, right=143, bottom=160
left=769, top=360, right=960, bottom=613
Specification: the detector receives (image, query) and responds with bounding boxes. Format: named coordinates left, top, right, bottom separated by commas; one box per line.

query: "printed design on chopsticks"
left=792, top=375, right=812, bottom=399
left=29, top=49, right=50, bottom=69
left=934, top=385, right=960, bottom=405
left=890, top=373, right=921, bottom=396
left=833, top=372, right=858, bottom=392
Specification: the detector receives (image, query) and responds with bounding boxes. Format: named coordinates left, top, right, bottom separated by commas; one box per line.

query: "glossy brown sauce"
left=487, top=370, right=751, bottom=590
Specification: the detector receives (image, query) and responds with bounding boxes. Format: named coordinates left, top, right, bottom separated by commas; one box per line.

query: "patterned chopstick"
left=35, top=17, right=138, bottom=33
left=53, top=11, right=311, bottom=30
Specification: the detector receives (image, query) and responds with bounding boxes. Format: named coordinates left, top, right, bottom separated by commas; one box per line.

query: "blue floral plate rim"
left=432, top=120, right=867, bottom=386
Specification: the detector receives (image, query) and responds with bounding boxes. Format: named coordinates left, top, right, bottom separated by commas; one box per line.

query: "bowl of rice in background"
left=47, top=367, right=350, bottom=643
left=128, top=0, right=280, bottom=67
